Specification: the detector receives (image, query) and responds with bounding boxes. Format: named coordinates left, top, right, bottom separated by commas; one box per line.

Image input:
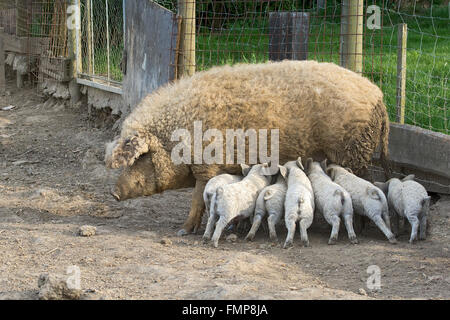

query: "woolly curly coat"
left=105, top=60, right=390, bottom=235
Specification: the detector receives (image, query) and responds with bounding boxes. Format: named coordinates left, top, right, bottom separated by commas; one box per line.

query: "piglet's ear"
left=345, top=167, right=353, bottom=174
left=374, top=181, right=388, bottom=194
left=241, top=164, right=251, bottom=176
left=305, top=158, right=313, bottom=171
left=279, top=165, right=288, bottom=179
left=320, top=159, right=328, bottom=172
left=326, top=167, right=335, bottom=180
left=402, top=174, right=415, bottom=182
left=260, top=163, right=275, bottom=176
left=296, top=157, right=304, bottom=170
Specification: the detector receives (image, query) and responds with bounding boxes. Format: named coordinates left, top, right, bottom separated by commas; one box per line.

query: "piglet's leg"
left=211, top=216, right=228, bottom=248
left=419, top=214, right=427, bottom=240
left=246, top=215, right=262, bottom=241
left=203, top=213, right=218, bottom=243
left=283, top=215, right=297, bottom=249
left=299, top=216, right=313, bottom=247
left=267, top=214, right=279, bottom=241
left=178, top=180, right=207, bottom=236
left=407, top=216, right=419, bottom=244
left=328, top=215, right=340, bottom=245
left=371, top=216, right=397, bottom=244
left=343, top=214, right=358, bottom=244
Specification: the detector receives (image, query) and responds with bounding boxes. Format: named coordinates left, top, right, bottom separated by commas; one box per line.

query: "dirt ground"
left=0, top=79, right=449, bottom=300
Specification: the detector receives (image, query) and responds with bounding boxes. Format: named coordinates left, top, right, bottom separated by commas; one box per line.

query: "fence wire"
left=79, top=0, right=124, bottom=84
left=0, top=0, right=69, bottom=84
left=0, top=1, right=447, bottom=134
left=158, top=0, right=448, bottom=134
left=382, top=1, right=448, bottom=134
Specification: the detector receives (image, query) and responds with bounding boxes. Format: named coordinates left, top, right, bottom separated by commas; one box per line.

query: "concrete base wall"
left=372, top=123, right=450, bottom=194
left=86, top=86, right=125, bottom=116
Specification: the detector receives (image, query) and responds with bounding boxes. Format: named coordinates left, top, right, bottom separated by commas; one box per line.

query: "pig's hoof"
left=269, top=234, right=278, bottom=242
left=177, top=229, right=189, bottom=237
left=388, top=237, right=397, bottom=244
left=301, top=240, right=310, bottom=247
left=245, top=234, right=254, bottom=241
left=350, top=237, right=359, bottom=245
left=283, top=241, right=293, bottom=249
left=328, top=238, right=337, bottom=245
left=202, top=236, right=210, bottom=244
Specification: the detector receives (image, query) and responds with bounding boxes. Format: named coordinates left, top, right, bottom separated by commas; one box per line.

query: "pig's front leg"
left=177, top=179, right=207, bottom=236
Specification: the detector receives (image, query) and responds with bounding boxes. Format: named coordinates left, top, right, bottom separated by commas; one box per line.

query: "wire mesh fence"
left=79, top=0, right=124, bottom=84
left=382, top=1, right=448, bottom=134
left=0, top=0, right=447, bottom=134
left=0, top=0, right=70, bottom=84
left=158, top=0, right=448, bottom=134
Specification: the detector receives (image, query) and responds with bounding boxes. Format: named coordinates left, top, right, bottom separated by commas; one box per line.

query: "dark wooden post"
left=269, top=12, right=310, bottom=61
left=177, top=0, right=195, bottom=77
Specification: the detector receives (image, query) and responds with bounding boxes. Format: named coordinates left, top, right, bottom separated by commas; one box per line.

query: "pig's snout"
left=110, top=187, right=121, bottom=202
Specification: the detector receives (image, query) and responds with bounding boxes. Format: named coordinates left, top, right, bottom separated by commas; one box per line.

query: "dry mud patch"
left=0, top=81, right=448, bottom=300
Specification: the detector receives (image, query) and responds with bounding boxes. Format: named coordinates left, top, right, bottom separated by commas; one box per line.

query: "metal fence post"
left=396, top=23, right=408, bottom=124
left=177, top=0, right=195, bottom=77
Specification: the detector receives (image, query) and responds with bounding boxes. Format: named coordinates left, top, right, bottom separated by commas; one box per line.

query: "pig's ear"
left=241, top=164, right=251, bottom=176
left=402, top=174, right=415, bottom=182
left=278, top=165, right=288, bottom=179
left=326, top=167, right=336, bottom=180
left=305, top=158, right=313, bottom=172
left=260, top=163, right=272, bottom=176
left=148, top=135, right=180, bottom=191
left=374, top=181, right=388, bottom=194
left=320, top=159, right=328, bottom=172
left=344, top=167, right=353, bottom=174
left=296, top=157, right=304, bottom=170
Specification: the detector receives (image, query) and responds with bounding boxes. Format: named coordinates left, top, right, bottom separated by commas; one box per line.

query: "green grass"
left=90, top=5, right=448, bottom=133
left=195, top=6, right=449, bottom=134
left=83, top=46, right=124, bottom=82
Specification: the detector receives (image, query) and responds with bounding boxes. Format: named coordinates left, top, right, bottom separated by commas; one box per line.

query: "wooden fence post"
left=177, top=0, right=195, bottom=78
left=269, top=12, right=310, bottom=61
left=68, top=0, right=82, bottom=104
left=396, top=23, right=407, bottom=124
left=68, top=0, right=82, bottom=78
left=346, top=0, right=363, bottom=73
